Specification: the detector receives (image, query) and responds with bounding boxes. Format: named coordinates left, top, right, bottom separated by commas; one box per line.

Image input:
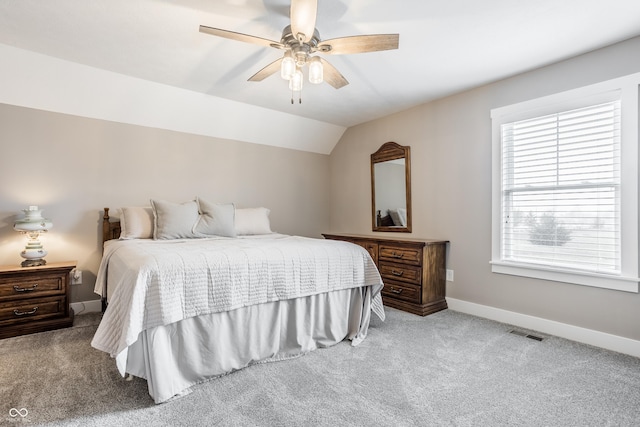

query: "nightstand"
left=0, top=261, right=76, bottom=339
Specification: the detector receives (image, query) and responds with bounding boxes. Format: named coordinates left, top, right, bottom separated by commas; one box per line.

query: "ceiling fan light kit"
left=199, top=0, right=399, bottom=103
left=278, top=26, right=324, bottom=91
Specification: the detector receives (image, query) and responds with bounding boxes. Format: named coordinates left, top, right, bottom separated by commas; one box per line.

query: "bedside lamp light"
left=13, top=206, right=53, bottom=267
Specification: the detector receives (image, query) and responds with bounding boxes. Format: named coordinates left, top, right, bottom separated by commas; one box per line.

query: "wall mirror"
left=371, top=141, right=412, bottom=232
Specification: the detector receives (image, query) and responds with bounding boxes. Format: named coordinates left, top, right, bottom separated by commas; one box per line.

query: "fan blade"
left=290, top=0, right=317, bottom=43
left=199, top=25, right=283, bottom=49
left=318, top=34, right=399, bottom=55
left=248, top=58, right=283, bottom=82
left=320, top=58, right=348, bottom=89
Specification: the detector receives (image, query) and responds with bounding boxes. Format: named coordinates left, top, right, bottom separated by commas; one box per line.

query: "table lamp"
left=13, top=206, right=53, bottom=267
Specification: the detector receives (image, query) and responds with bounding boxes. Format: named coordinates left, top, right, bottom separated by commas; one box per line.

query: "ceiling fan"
left=199, top=0, right=399, bottom=102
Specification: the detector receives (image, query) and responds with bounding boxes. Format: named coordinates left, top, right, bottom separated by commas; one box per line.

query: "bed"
left=91, top=203, right=385, bottom=403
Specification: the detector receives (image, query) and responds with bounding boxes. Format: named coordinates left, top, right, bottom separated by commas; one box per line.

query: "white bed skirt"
left=121, top=287, right=379, bottom=403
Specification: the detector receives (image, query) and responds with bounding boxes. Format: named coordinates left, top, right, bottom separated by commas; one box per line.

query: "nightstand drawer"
left=0, top=262, right=76, bottom=339
left=381, top=281, right=421, bottom=304
left=0, top=275, right=64, bottom=300
left=0, top=296, right=67, bottom=324
left=379, top=245, right=422, bottom=265
left=379, top=262, right=422, bottom=285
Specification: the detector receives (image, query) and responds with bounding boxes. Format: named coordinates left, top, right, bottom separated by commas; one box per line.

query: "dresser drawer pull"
left=391, top=269, right=404, bottom=277
left=391, top=252, right=404, bottom=259
left=389, top=287, right=403, bottom=294
left=13, top=307, right=39, bottom=316
left=13, top=284, right=38, bottom=292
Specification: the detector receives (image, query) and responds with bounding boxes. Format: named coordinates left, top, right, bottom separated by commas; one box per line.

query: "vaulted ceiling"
left=1, top=0, right=639, bottom=153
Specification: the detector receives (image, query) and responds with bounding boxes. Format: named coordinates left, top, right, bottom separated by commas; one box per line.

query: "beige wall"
left=2, top=36, right=639, bottom=341
left=329, top=36, right=640, bottom=341
left=0, top=105, right=330, bottom=303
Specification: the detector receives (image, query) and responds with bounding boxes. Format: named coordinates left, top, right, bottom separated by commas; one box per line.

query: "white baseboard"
left=446, top=297, right=640, bottom=358
left=71, top=299, right=102, bottom=315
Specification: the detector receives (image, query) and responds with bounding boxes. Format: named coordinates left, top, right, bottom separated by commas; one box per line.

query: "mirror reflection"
left=374, top=160, right=407, bottom=227
left=371, top=142, right=412, bottom=232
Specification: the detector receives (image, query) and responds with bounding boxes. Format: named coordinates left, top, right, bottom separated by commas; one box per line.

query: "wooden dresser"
left=323, top=234, right=448, bottom=316
left=0, top=261, right=76, bottom=339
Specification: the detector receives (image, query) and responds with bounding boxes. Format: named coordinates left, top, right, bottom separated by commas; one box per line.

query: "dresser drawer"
left=0, top=296, right=67, bottom=324
left=381, top=281, right=421, bottom=304
left=357, top=242, right=378, bottom=264
left=323, top=234, right=449, bottom=317
left=378, top=245, right=422, bottom=265
left=0, top=275, right=64, bottom=301
left=379, top=262, right=422, bottom=285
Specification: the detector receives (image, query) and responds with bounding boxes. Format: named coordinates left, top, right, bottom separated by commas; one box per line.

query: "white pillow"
left=150, top=199, right=199, bottom=240
left=193, top=198, right=236, bottom=238
left=235, top=207, right=272, bottom=235
left=397, top=207, right=407, bottom=227
left=119, top=206, right=154, bottom=239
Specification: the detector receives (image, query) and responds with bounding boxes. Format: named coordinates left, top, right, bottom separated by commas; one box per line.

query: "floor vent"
left=509, top=330, right=544, bottom=341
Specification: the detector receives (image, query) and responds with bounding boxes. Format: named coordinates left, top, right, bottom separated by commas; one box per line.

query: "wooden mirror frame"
left=371, top=141, right=412, bottom=232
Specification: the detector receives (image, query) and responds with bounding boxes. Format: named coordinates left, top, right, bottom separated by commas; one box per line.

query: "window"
left=502, top=101, right=620, bottom=273
left=491, top=74, right=640, bottom=292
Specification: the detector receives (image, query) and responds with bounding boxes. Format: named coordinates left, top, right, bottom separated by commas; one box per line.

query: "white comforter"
left=91, top=235, right=384, bottom=361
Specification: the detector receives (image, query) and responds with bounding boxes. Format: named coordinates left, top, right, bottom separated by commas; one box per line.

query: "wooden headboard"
left=102, top=208, right=121, bottom=244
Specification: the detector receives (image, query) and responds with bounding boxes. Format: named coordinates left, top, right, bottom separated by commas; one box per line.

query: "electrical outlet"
left=71, top=269, right=82, bottom=285
left=446, top=269, right=454, bottom=282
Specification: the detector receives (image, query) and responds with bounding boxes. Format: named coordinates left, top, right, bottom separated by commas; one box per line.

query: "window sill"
left=490, top=261, right=639, bottom=293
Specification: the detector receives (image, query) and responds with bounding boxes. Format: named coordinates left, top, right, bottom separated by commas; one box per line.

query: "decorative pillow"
left=235, top=207, right=272, bottom=235
left=388, top=209, right=402, bottom=227
left=150, top=199, right=199, bottom=240
left=119, top=206, right=154, bottom=239
left=193, top=198, right=236, bottom=238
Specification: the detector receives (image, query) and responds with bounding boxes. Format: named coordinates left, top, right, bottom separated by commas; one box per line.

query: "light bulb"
left=281, top=55, right=295, bottom=80
left=289, top=69, right=303, bottom=92
left=308, top=57, right=323, bottom=84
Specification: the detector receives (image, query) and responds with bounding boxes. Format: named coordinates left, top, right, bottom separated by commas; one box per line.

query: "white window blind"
left=501, top=101, right=621, bottom=274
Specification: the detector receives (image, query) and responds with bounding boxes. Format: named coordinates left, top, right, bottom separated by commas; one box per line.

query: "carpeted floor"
left=1, top=307, right=639, bottom=426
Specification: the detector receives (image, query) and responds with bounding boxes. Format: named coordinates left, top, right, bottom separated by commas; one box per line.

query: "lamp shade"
left=289, top=69, right=303, bottom=92
left=14, top=206, right=52, bottom=232
left=280, top=55, right=296, bottom=80
left=308, top=56, right=323, bottom=84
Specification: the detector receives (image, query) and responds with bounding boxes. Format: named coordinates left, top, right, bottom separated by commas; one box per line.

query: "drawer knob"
left=13, top=284, right=38, bottom=293
left=14, top=306, right=39, bottom=316
left=391, top=251, right=404, bottom=259
left=389, top=287, right=403, bottom=294
left=391, top=269, right=404, bottom=277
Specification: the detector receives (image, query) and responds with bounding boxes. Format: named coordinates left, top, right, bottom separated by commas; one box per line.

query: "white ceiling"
left=1, top=0, right=640, bottom=129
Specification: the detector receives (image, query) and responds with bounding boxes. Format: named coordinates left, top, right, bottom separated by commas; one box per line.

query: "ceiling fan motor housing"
left=280, top=25, right=322, bottom=66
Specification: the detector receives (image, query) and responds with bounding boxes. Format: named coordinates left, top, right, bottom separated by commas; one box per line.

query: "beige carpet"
left=1, top=308, right=639, bottom=426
